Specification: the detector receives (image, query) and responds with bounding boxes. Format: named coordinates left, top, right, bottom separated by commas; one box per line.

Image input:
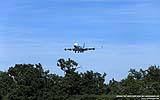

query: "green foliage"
left=79, top=71, right=106, bottom=95
left=0, top=59, right=107, bottom=100
left=107, top=65, right=160, bottom=95
left=0, top=58, right=160, bottom=100
left=57, top=58, right=78, bottom=74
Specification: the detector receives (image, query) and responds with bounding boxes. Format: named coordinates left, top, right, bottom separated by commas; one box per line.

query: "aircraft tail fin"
left=83, top=43, right=85, bottom=48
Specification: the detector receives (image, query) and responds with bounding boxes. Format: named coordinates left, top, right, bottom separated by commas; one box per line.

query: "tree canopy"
left=0, top=58, right=160, bottom=100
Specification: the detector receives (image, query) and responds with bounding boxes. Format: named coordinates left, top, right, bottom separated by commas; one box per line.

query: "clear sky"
left=1, top=0, right=160, bottom=81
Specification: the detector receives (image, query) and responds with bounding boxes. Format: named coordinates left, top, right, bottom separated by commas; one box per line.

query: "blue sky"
left=1, top=0, right=160, bottom=81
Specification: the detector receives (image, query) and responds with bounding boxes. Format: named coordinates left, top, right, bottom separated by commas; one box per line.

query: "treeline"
left=0, top=58, right=160, bottom=100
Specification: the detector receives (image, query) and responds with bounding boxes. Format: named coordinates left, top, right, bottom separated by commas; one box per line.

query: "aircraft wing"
left=83, top=48, right=95, bottom=51
left=64, top=48, right=75, bottom=51
left=64, top=47, right=95, bottom=53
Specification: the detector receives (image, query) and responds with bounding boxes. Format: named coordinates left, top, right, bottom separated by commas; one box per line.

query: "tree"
left=108, top=65, right=160, bottom=95
left=1, top=58, right=160, bottom=99
left=57, top=58, right=78, bottom=74
left=79, top=71, right=106, bottom=95
left=57, top=58, right=81, bottom=97
left=5, top=63, right=60, bottom=100
left=0, top=71, right=15, bottom=99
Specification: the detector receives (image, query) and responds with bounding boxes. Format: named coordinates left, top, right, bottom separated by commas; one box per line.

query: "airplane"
left=64, top=43, right=95, bottom=53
